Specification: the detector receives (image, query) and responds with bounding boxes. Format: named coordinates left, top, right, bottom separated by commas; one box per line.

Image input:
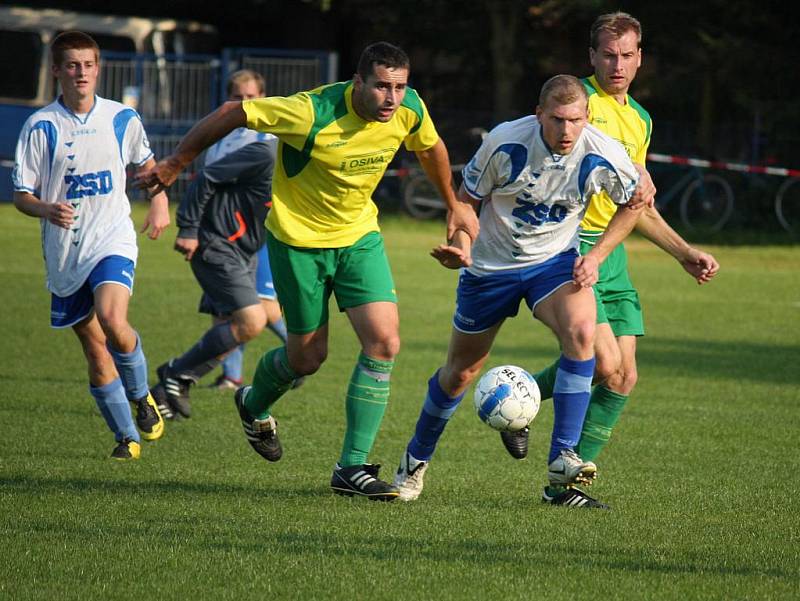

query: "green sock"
left=339, top=353, right=394, bottom=467
left=575, top=385, right=629, bottom=462
left=532, top=360, right=558, bottom=401
left=245, top=347, right=297, bottom=419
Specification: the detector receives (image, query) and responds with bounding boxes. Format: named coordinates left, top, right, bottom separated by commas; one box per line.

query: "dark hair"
left=227, top=69, right=266, bottom=97
left=590, top=12, right=642, bottom=49
left=356, top=42, right=410, bottom=80
left=51, top=30, right=100, bottom=66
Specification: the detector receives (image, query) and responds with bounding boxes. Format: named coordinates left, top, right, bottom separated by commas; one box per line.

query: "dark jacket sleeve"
left=176, top=169, right=217, bottom=240
left=175, top=141, right=275, bottom=239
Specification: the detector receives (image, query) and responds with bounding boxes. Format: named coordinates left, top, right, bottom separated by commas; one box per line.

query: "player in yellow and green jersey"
left=499, top=13, right=721, bottom=509
left=138, top=42, right=479, bottom=501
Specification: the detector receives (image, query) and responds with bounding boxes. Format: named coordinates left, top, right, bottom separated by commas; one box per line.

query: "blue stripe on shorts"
left=50, top=255, right=135, bottom=328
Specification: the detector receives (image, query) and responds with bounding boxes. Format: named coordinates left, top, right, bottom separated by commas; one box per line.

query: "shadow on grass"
left=636, top=337, right=800, bottom=385
left=205, top=531, right=798, bottom=579
left=0, top=473, right=328, bottom=501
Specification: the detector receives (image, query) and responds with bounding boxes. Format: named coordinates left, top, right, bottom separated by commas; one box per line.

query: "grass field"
left=1, top=204, right=798, bottom=600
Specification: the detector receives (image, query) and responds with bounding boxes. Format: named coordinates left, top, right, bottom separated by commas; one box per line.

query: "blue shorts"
left=50, top=255, right=135, bottom=329
left=255, top=244, right=276, bottom=300
left=453, top=250, right=578, bottom=333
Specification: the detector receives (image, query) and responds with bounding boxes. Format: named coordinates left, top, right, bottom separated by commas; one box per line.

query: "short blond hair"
left=226, top=69, right=265, bottom=98
left=538, top=74, right=588, bottom=108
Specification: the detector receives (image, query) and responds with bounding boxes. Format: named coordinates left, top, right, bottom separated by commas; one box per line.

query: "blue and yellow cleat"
left=111, top=437, right=141, bottom=460
left=131, top=393, right=165, bottom=441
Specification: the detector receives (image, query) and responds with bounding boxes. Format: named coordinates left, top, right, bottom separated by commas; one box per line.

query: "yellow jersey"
left=243, top=81, right=440, bottom=247
left=580, top=74, right=652, bottom=232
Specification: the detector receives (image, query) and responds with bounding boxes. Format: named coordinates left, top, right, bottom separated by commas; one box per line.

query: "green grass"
left=1, top=204, right=798, bottom=600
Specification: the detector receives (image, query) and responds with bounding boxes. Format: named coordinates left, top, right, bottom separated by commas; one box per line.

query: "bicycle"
left=774, top=176, right=800, bottom=235
left=648, top=160, right=735, bottom=233
left=398, top=163, right=465, bottom=219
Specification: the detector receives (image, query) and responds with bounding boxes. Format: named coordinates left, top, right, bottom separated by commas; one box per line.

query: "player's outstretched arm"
left=431, top=226, right=473, bottom=269
left=13, top=191, right=74, bottom=229
left=415, top=139, right=479, bottom=242
left=134, top=101, right=247, bottom=194
left=635, top=205, right=720, bottom=284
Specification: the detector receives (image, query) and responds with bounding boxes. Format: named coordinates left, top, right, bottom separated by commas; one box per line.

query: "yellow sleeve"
left=400, top=92, right=439, bottom=152
left=243, top=95, right=313, bottom=151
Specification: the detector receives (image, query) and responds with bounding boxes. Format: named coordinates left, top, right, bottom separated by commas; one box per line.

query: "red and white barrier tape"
left=647, top=153, right=800, bottom=178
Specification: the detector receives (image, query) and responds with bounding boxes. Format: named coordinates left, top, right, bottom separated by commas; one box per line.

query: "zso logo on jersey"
left=512, top=197, right=568, bottom=227
left=64, top=171, right=114, bottom=199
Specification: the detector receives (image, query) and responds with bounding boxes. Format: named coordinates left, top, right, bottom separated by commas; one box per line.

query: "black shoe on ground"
left=234, top=386, right=282, bottom=462
left=330, top=463, right=399, bottom=501
left=500, top=426, right=529, bottom=459
left=156, top=361, right=192, bottom=418
left=541, top=486, right=610, bottom=510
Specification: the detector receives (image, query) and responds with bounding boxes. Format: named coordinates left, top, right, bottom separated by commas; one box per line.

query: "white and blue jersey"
left=13, top=95, right=153, bottom=297
left=462, top=115, right=638, bottom=276
left=204, top=127, right=274, bottom=166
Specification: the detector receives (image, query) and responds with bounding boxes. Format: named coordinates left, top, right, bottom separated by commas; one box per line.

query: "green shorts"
left=267, top=230, right=397, bottom=334
left=580, top=238, right=644, bottom=337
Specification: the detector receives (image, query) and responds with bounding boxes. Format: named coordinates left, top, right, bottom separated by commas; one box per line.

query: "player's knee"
left=621, top=365, right=638, bottom=394
left=561, top=319, right=595, bottom=356
left=288, top=346, right=327, bottom=376
left=594, top=351, right=621, bottom=382
left=95, top=308, right=129, bottom=342
left=233, top=312, right=267, bottom=342
left=365, top=334, right=400, bottom=362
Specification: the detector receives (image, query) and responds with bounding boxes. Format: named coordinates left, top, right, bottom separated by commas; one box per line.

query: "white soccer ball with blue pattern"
left=473, top=365, right=540, bottom=432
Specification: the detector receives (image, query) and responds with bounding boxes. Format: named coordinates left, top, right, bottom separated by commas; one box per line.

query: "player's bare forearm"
left=416, top=140, right=479, bottom=241
left=135, top=102, right=246, bottom=191
left=140, top=190, right=170, bottom=240
left=586, top=202, right=642, bottom=266
left=13, top=191, right=74, bottom=228
left=635, top=203, right=719, bottom=283
left=431, top=228, right=472, bottom=269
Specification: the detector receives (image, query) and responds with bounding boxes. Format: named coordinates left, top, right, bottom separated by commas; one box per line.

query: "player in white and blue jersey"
left=393, top=75, right=645, bottom=504
left=12, top=31, right=169, bottom=460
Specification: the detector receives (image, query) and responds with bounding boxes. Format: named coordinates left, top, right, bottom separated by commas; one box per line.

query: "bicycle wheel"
left=775, top=177, right=800, bottom=235
left=679, top=174, right=734, bottom=232
left=403, top=173, right=446, bottom=219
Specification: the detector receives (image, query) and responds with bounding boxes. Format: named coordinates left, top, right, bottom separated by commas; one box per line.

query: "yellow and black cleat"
left=111, top=438, right=141, bottom=460
left=131, top=393, right=165, bottom=441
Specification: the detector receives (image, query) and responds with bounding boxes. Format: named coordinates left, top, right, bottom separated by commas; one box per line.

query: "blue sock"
left=107, top=332, right=149, bottom=401
left=549, top=354, right=595, bottom=463
left=408, top=370, right=465, bottom=461
left=222, top=344, right=245, bottom=382
left=90, top=378, right=140, bottom=443
left=268, top=318, right=288, bottom=344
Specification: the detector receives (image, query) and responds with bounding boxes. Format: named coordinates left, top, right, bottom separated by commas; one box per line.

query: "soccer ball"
left=473, top=365, right=540, bottom=432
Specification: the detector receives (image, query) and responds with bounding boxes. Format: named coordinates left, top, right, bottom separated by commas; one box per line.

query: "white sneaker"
left=393, top=450, right=429, bottom=501
left=547, top=449, right=597, bottom=486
